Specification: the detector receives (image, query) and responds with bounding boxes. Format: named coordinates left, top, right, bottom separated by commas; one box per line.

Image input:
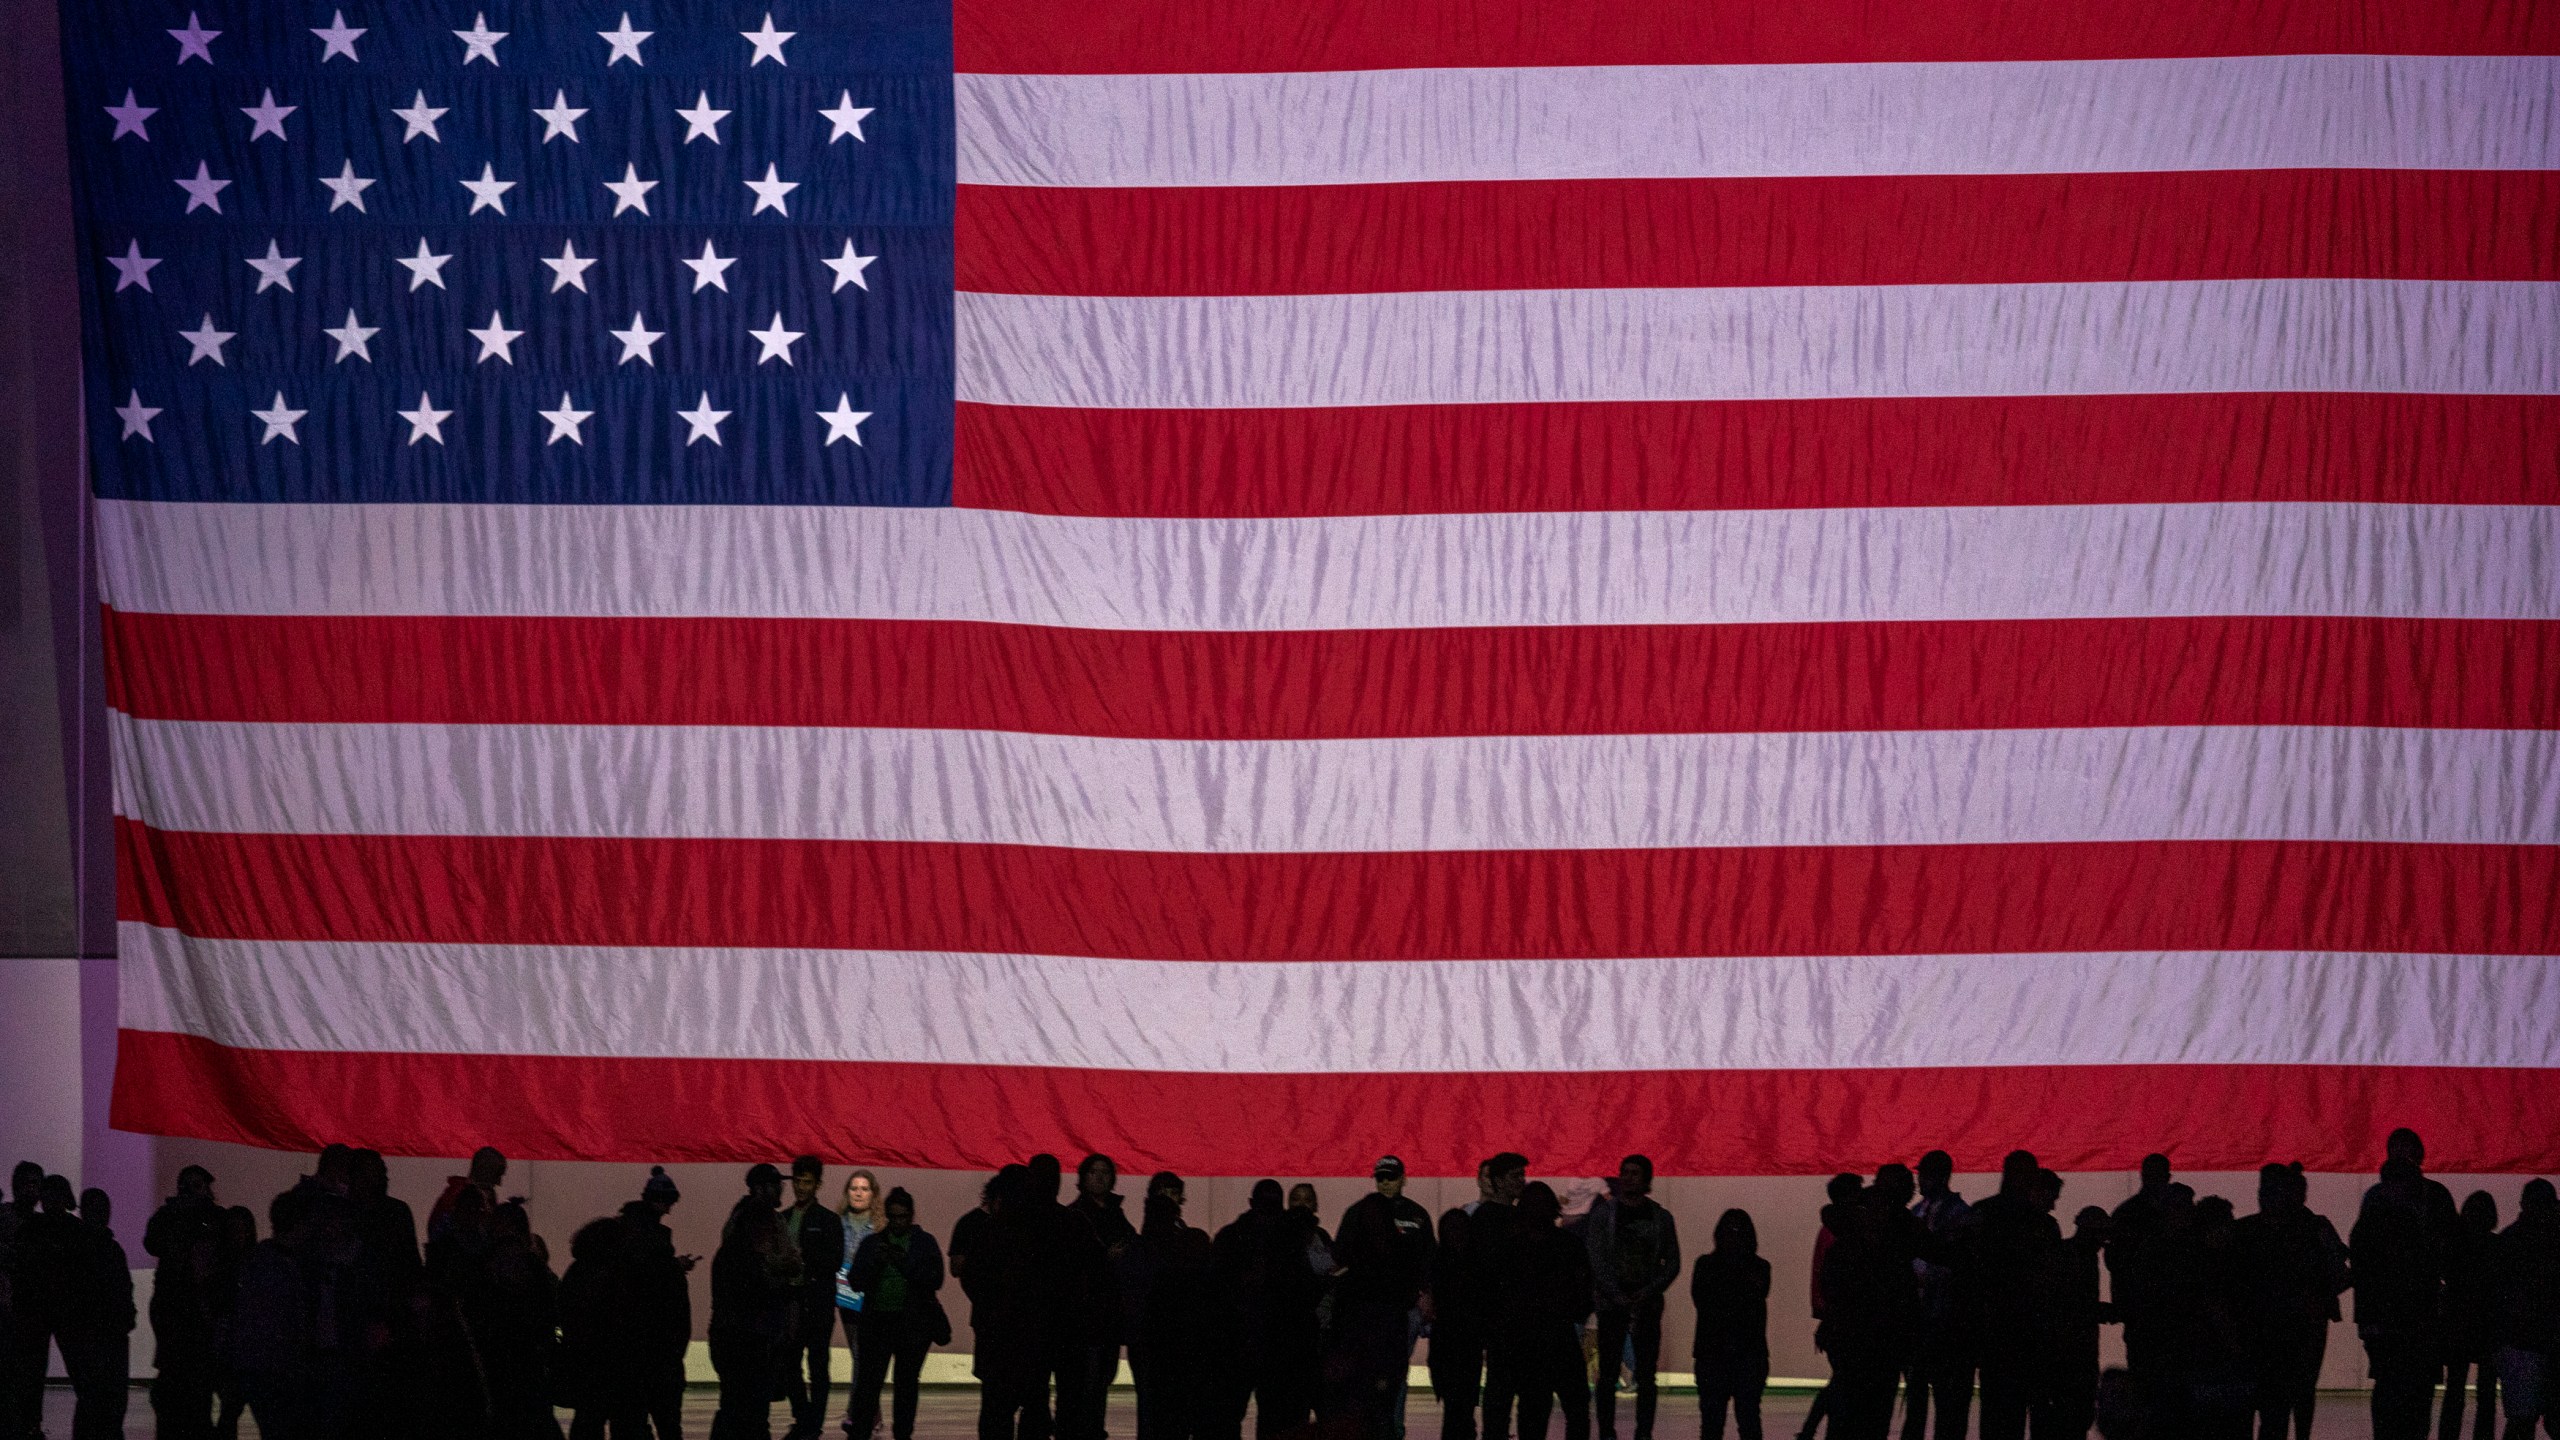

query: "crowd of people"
left=0, top=1128, right=2554, bottom=1440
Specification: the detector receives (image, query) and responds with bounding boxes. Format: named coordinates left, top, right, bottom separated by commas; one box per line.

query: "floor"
left=43, top=1382, right=2409, bottom=1439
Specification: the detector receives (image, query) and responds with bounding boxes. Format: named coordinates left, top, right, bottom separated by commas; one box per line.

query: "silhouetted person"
left=713, top=1163, right=804, bottom=1440
left=1332, top=1154, right=1436, bottom=1440
left=2490, top=1179, right=2559, bottom=1440
left=2106, top=1155, right=2176, bottom=1378
left=2442, top=1191, right=2503, bottom=1440
left=1124, top=1180, right=1219, bottom=1440
left=1212, top=1178, right=1324, bottom=1440
left=1966, top=1152, right=2060, bottom=1440
left=1901, top=1151, right=1973, bottom=1440
left=2230, top=1164, right=2346, bottom=1440
left=53, top=1186, right=133, bottom=1440
left=1489, top=1183, right=1590, bottom=1440
left=213, top=1204, right=255, bottom=1440
left=235, top=1186, right=327, bottom=1440
left=2049, top=1205, right=2114, bottom=1440
left=1692, top=1209, right=1771, bottom=1440
left=1436, top=1156, right=1526, bottom=1440
left=1585, top=1155, right=1677, bottom=1440
left=965, top=1166, right=1054, bottom=1440
left=470, top=1200, right=562, bottom=1439
left=847, top=1187, right=946, bottom=1440
left=431, top=1146, right=509, bottom=1240
left=560, top=1216, right=638, bottom=1440
left=2355, top=1130, right=2464, bottom=1440
left=629, top=1167, right=695, bottom=1440
left=146, top=1164, right=232, bottom=1439
left=2, top=1165, right=71, bottom=1440
left=1064, top=1155, right=1137, bottom=1440
left=1800, top=1172, right=1867, bottom=1440
left=1822, top=1168, right=1922, bottom=1440
left=781, top=1155, right=848, bottom=1440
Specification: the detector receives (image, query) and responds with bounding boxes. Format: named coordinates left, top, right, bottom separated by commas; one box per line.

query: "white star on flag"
left=817, top=395, right=871, bottom=446
left=462, top=163, right=518, bottom=214
left=311, top=11, right=365, bottom=62
left=320, top=159, right=376, bottom=213
left=535, top=91, right=587, bottom=144
left=108, top=240, right=162, bottom=292
left=253, top=391, right=307, bottom=445
left=822, top=93, right=873, bottom=143
left=742, top=13, right=794, bottom=65
left=745, top=164, right=798, bottom=216
left=242, top=89, right=295, bottom=141
left=600, top=13, right=652, bottom=65
left=106, top=90, right=157, bottom=141
left=678, top=392, right=730, bottom=446
left=749, top=312, right=803, bottom=365
left=544, top=241, right=598, bottom=293
left=540, top=393, right=593, bottom=446
left=677, top=92, right=730, bottom=144
left=824, top=242, right=876, bottom=292
left=175, top=162, right=230, bottom=214
left=324, top=309, right=379, bottom=363
left=454, top=13, right=506, bottom=65
left=394, top=91, right=448, bottom=143
left=179, top=314, right=235, bottom=366
left=115, top=390, right=161, bottom=441
left=168, top=12, right=218, bottom=64
left=397, top=239, right=453, bottom=291
left=609, top=311, right=664, bottom=366
left=246, top=240, right=302, bottom=292
left=682, top=240, right=736, bottom=292
left=469, top=311, right=524, bottom=364
left=398, top=392, right=452, bottom=445
left=603, top=164, right=657, bottom=216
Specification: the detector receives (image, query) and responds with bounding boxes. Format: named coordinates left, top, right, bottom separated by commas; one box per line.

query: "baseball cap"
left=1373, top=1155, right=1406, bottom=1180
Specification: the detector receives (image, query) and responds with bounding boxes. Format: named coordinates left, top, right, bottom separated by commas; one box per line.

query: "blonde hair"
left=840, top=1168, right=886, bottom=1227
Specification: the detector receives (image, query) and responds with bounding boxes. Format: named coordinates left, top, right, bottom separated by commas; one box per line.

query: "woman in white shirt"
left=837, top=1170, right=887, bottom=1436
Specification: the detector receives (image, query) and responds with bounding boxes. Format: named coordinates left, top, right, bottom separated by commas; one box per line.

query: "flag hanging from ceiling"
left=77, top=0, right=2560, bottom=1174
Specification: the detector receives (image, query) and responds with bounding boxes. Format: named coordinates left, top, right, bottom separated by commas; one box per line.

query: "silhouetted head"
left=1486, top=1153, right=1528, bottom=1204
left=2385, top=1128, right=2426, bottom=1171
left=1288, top=1183, right=1320, bottom=1218
left=1617, top=1155, right=1654, bottom=1203
left=572, top=1216, right=620, bottom=1265
left=987, top=1164, right=1031, bottom=1212
left=312, top=1144, right=356, bottom=1195
left=1713, top=1208, right=1757, bottom=1256
left=2161, top=1182, right=2195, bottom=1218
left=1028, top=1154, right=1063, bottom=1203
left=2257, top=1164, right=2299, bottom=1215
left=468, top=1145, right=507, bottom=1188
left=1249, top=1178, right=1285, bottom=1215
left=270, top=1186, right=314, bottom=1242
left=2139, top=1153, right=2172, bottom=1192
left=1147, top=1170, right=1184, bottom=1205
left=2074, top=1205, right=2112, bottom=1243
left=2521, top=1178, right=2558, bottom=1221
left=80, top=1188, right=111, bottom=1228
left=1143, top=1191, right=1183, bottom=1236
left=176, top=1165, right=216, bottom=1203
left=38, top=1175, right=74, bottom=1216
left=884, top=1187, right=916, bottom=1235
left=642, top=1165, right=681, bottom=1214
left=1078, top=1154, right=1118, bottom=1201
left=2380, top=1156, right=2421, bottom=1191
left=225, top=1205, right=256, bottom=1247
left=2031, top=1169, right=2064, bottom=1214
left=2000, top=1150, right=2040, bottom=1198
left=492, top=1199, right=533, bottom=1243
left=745, top=1162, right=784, bottom=1206
left=1916, top=1151, right=1954, bottom=1197
left=1519, top=1181, right=1560, bottom=1226
left=1473, top=1159, right=1499, bottom=1204
left=1826, top=1172, right=1864, bottom=1206
left=2461, top=1190, right=2498, bottom=1235
left=1873, top=1163, right=1915, bottom=1209
left=9, top=1162, right=41, bottom=1207
left=349, top=1149, right=390, bottom=1202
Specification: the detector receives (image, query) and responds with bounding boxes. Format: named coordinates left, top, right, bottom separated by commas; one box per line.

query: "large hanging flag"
left=79, top=0, right=2560, bottom=1173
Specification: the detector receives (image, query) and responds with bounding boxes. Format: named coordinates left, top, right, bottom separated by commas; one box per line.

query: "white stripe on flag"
left=93, top=501, right=2560, bottom=628
left=120, top=921, right=2560, bottom=1072
left=956, top=55, right=2560, bottom=187
left=109, top=718, right=2560, bottom=852
left=954, top=282, right=2560, bottom=409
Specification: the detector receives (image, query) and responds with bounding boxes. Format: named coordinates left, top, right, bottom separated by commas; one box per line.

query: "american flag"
left=82, top=0, right=2560, bottom=1173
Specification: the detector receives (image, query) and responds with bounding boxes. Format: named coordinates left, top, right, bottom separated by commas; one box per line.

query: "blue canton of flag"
left=66, top=0, right=954, bottom=505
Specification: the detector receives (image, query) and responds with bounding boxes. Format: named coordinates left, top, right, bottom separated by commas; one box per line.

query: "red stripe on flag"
left=951, top=394, right=2560, bottom=517
left=110, top=1028, right=2560, bottom=1174
left=116, top=820, right=2560, bottom=963
left=102, top=608, right=2560, bottom=737
left=958, top=172, right=2560, bottom=296
left=954, top=0, right=2560, bottom=73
